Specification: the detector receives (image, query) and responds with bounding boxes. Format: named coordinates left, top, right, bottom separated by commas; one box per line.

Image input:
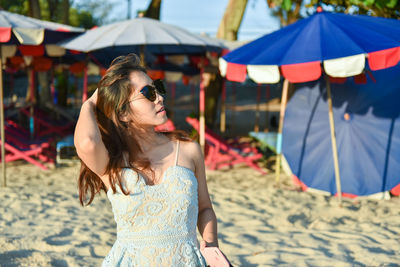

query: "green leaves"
left=282, top=0, right=292, bottom=10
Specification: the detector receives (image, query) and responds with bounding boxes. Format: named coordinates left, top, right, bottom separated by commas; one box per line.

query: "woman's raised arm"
left=74, top=90, right=109, bottom=179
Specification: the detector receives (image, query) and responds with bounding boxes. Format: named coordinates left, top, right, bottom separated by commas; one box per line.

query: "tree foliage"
left=266, top=0, right=303, bottom=26
left=307, top=0, right=400, bottom=17
left=266, top=0, right=400, bottom=27
left=0, top=0, right=112, bottom=28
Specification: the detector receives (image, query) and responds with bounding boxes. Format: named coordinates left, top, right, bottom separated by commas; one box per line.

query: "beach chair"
left=6, top=120, right=55, bottom=155
left=56, top=134, right=79, bottom=165
left=19, top=105, right=74, bottom=138
left=185, top=117, right=266, bottom=174
left=249, top=131, right=278, bottom=153
left=1, top=124, right=55, bottom=170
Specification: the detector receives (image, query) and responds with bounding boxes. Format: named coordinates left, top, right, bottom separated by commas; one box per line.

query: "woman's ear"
left=118, top=109, right=130, bottom=123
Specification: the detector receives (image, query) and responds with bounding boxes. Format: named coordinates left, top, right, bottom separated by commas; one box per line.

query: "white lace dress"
left=102, top=141, right=207, bottom=267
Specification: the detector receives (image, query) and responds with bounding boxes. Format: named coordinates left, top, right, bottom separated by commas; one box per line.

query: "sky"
left=97, top=0, right=281, bottom=41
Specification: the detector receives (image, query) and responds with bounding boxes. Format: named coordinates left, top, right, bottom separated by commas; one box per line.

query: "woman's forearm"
left=197, top=207, right=219, bottom=247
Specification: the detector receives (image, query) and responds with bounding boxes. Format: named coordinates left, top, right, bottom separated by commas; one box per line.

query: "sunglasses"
left=129, top=79, right=166, bottom=103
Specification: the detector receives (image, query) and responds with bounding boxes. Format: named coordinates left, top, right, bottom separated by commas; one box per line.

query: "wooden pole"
left=29, top=69, right=35, bottom=139
left=275, top=79, right=289, bottom=184
left=220, top=80, right=226, bottom=133
left=231, top=82, right=236, bottom=132
left=199, top=65, right=205, bottom=153
left=0, top=48, right=6, bottom=187
left=325, top=77, right=342, bottom=203
left=265, top=85, right=270, bottom=131
left=170, top=82, right=176, bottom=122
left=254, top=83, right=261, bottom=132
left=140, top=45, right=145, bottom=67
left=82, top=65, right=88, bottom=102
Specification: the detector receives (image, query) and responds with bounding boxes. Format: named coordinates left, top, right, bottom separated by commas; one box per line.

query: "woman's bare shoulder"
left=179, top=140, right=203, bottom=160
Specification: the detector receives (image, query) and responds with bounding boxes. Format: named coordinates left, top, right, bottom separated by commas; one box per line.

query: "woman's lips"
left=157, top=107, right=165, bottom=114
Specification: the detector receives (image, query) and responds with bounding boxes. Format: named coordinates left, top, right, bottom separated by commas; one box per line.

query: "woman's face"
left=126, top=71, right=168, bottom=127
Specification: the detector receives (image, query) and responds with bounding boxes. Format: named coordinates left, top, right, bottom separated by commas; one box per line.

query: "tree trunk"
left=28, top=0, right=41, bottom=18
left=204, top=72, right=223, bottom=129
left=61, top=0, right=70, bottom=24
left=46, top=0, right=59, bottom=21
left=144, top=0, right=162, bottom=20
left=38, top=72, right=52, bottom=106
left=25, top=68, right=37, bottom=103
left=57, top=69, right=69, bottom=107
left=217, top=0, right=248, bottom=41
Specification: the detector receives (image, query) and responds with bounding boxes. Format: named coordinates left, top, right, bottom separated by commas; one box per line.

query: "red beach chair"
left=1, top=120, right=56, bottom=168
left=185, top=117, right=266, bottom=174
left=19, top=106, right=74, bottom=138
left=1, top=131, right=55, bottom=170
left=5, top=121, right=55, bottom=156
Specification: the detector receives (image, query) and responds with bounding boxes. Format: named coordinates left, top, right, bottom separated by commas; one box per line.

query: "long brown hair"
left=78, top=53, right=190, bottom=206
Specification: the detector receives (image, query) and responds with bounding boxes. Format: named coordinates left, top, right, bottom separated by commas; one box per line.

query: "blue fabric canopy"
left=282, top=65, right=400, bottom=196
left=223, top=11, right=400, bottom=66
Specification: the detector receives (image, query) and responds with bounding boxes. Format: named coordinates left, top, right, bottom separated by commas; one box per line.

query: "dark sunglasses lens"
left=153, top=79, right=166, bottom=95
left=141, top=86, right=157, bottom=102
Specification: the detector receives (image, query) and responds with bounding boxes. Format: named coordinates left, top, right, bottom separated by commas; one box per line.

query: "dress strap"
left=123, top=152, right=129, bottom=167
left=174, top=140, right=180, bottom=166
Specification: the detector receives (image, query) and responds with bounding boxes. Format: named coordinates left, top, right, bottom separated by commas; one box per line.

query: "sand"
left=1, top=162, right=400, bottom=267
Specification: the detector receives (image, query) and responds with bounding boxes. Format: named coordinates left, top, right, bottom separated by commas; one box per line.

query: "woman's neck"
left=135, top=127, right=169, bottom=153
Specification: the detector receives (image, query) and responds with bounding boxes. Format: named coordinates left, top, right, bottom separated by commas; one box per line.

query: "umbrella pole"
left=170, top=82, right=176, bottom=122
left=275, top=79, right=289, bottom=184
left=220, top=80, right=226, bottom=133
left=140, top=45, right=145, bottom=67
left=0, top=48, right=5, bottom=187
left=82, top=65, right=88, bottom=103
left=199, top=66, right=206, bottom=154
left=325, top=77, right=342, bottom=204
left=29, top=69, right=35, bottom=139
left=265, top=85, right=270, bottom=131
left=232, top=82, right=236, bottom=132
left=254, top=83, right=261, bottom=132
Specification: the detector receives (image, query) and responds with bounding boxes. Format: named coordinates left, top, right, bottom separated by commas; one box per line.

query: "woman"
left=74, top=54, right=218, bottom=266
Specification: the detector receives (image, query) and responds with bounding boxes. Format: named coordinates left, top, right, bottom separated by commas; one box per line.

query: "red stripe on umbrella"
left=226, top=62, right=246, bottom=83
left=0, top=27, right=11, bottom=42
left=281, top=61, right=321, bottom=83
left=368, top=46, right=400, bottom=71
left=18, top=45, right=44, bottom=56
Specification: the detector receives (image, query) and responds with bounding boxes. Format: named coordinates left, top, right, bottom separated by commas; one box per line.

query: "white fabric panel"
left=218, top=57, right=227, bottom=77
left=167, top=55, right=185, bottom=65
left=165, top=71, right=182, bottom=82
left=87, top=62, right=100, bottom=76
left=1, top=45, right=17, bottom=61
left=247, top=65, right=280, bottom=84
left=324, top=54, right=365, bottom=77
left=23, top=56, right=33, bottom=66
left=45, top=45, right=66, bottom=57
left=13, top=28, right=44, bottom=45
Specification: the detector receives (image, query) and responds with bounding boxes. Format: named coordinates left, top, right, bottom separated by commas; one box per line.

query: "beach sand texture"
left=1, top=162, right=400, bottom=267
